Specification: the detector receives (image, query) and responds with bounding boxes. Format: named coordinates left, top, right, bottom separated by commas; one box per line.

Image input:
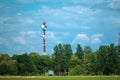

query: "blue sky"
left=0, top=0, right=120, bottom=55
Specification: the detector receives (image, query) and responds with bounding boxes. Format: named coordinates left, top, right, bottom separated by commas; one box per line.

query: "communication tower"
left=41, top=22, right=47, bottom=55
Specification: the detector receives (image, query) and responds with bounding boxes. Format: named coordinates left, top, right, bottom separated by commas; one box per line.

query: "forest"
left=0, top=43, right=120, bottom=76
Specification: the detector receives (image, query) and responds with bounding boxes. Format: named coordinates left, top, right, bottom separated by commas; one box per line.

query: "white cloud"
left=108, top=0, right=120, bottom=9
left=32, top=6, right=95, bottom=30
left=72, top=33, right=103, bottom=45
left=20, top=31, right=37, bottom=38
left=0, top=16, right=37, bottom=27
left=91, top=38, right=101, bottom=44
left=20, top=31, right=36, bottom=35
left=34, top=5, right=95, bottom=20
left=72, top=33, right=90, bottom=44
left=91, top=33, right=103, bottom=44
left=69, top=0, right=104, bottom=4
left=77, top=34, right=90, bottom=41
left=48, top=21, right=62, bottom=28
left=13, top=31, right=40, bottom=45
left=14, top=37, right=26, bottom=44
left=47, top=31, right=61, bottom=44
left=0, top=17, right=12, bottom=24
left=112, top=18, right=120, bottom=25
left=20, top=18, right=37, bottom=25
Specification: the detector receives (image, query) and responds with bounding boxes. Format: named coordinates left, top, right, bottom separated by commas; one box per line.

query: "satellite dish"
left=41, top=22, right=47, bottom=30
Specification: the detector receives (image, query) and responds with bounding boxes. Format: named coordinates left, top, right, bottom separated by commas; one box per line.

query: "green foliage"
left=75, top=44, right=84, bottom=60
left=0, top=54, right=18, bottom=75
left=83, top=52, right=98, bottom=75
left=97, top=44, right=119, bottom=75
left=69, top=65, right=84, bottom=75
left=53, top=44, right=65, bottom=71
left=63, top=44, right=73, bottom=69
left=53, top=44, right=73, bottom=75
left=84, top=46, right=92, bottom=54
left=0, top=43, right=120, bottom=76
left=0, top=53, right=10, bottom=62
left=70, top=54, right=79, bottom=68
left=13, top=53, right=36, bottom=75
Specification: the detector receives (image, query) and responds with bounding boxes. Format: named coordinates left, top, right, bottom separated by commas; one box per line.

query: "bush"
left=69, top=65, right=84, bottom=76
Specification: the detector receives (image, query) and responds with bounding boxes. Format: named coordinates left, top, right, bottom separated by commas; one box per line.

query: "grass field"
left=0, top=76, right=120, bottom=80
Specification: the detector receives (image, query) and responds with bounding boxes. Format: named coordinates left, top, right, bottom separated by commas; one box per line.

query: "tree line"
left=0, top=43, right=120, bottom=75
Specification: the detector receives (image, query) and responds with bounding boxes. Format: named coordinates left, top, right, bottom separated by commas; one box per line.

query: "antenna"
left=41, top=22, right=47, bottom=55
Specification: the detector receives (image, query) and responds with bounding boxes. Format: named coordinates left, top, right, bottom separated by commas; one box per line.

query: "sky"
left=0, top=0, right=120, bottom=55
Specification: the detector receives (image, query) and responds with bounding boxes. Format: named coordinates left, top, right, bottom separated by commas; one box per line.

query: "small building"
left=48, top=70, right=54, bottom=76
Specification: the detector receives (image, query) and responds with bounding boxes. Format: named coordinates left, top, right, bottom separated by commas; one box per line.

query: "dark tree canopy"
left=75, top=44, right=84, bottom=60
left=0, top=43, right=120, bottom=75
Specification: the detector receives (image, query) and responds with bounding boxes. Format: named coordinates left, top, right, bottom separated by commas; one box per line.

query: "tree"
left=97, top=44, right=119, bottom=75
left=0, top=60, right=18, bottom=75
left=75, top=44, right=84, bottom=60
left=53, top=44, right=65, bottom=75
left=13, top=53, right=36, bottom=75
left=29, top=52, right=41, bottom=75
left=109, top=44, right=119, bottom=74
left=83, top=46, right=93, bottom=75
left=63, top=44, right=73, bottom=74
left=83, top=52, right=98, bottom=75
left=97, top=45, right=109, bottom=75
left=69, top=65, right=84, bottom=76
left=38, top=55, right=54, bottom=75
left=0, top=53, right=10, bottom=62
left=70, top=54, right=78, bottom=68
left=69, top=54, right=84, bottom=75
left=117, top=45, right=120, bottom=74
left=84, top=46, right=92, bottom=54
left=70, top=44, right=84, bottom=75
left=0, top=54, right=18, bottom=75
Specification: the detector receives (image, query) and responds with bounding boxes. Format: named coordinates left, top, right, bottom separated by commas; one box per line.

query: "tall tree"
left=97, top=45, right=109, bottom=75
left=29, top=52, right=41, bottom=75
left=117, top=45, right=120, bottom=56
left=53, top=44, right=65, bottom=75
left=69, top=44, right=84, bottom=75
left=41, top=55, right=54, bottom=74
left=108, top=44, right=119, bottom=74
left=84, top=46, right=92, bottom=54
left=117, top=45, right=120, bottom=74
left=63, top=44, right=73, bottom=75
left=70, top=54, right=78, bottom=68
left=97, top=44, right=119, bottom=75
left=83, top=52, right=98, bottom=75
left=63, top=44, right=73, bottom=68
left=75, top=44, right=84, bottom=60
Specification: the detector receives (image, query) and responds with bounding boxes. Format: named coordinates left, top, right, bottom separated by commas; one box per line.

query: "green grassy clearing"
left=0, top=76, right=120, bottom=80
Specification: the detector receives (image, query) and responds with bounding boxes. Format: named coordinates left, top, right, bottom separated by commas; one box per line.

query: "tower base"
left=43, top=52, right=46, bottom=55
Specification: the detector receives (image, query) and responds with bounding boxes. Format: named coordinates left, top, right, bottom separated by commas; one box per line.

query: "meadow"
left=0, top=76, right=120, bottom=80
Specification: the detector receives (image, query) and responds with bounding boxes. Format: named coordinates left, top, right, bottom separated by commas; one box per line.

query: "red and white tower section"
left=41, top=22, right=47, bottom=55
